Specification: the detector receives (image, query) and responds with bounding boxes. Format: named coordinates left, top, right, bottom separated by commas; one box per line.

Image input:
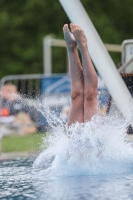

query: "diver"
left=63, top=23, right=99, bottom=126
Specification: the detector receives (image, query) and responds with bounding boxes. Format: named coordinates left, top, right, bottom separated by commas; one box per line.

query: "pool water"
left=0, top=157, right=133, bottom=200
left=0, top=158, right=35, bottom=199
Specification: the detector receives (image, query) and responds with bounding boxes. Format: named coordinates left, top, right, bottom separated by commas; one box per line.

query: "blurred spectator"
left=0, top=84, right=37, bottom=136
left=0, top=84, right=22, bottom=117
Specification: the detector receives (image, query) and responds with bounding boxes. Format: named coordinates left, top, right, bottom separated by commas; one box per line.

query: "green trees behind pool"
left=0, top=0, right=133, bottom=79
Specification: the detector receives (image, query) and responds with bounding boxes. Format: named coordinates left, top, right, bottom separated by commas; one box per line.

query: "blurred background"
left=0, top=0, right=133, bottom=155
left=0, top=0, right=133, bottom=78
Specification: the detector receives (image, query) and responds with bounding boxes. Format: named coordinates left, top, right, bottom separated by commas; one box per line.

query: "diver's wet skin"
left=70, top=23, right=88, bottom=52
left=63, top=24, right=77, bottom=50
left=63, top=23, right=99, bottom=126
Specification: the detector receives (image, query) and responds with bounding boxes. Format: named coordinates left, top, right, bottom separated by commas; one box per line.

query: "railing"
left=0, top=74, right=68, bottom=98
left=0, top=73, right=108, bottom=110
left=43, top=35, right=121, bottom=74
left=118, top=56, right=133, bottom=73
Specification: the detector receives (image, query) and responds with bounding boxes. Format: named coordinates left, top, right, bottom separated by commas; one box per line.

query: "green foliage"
left=0, top=0, right=133, bottom=79
left=0, top=0, right=69, bottom=78
left=81, top=0, right=133, bottom=65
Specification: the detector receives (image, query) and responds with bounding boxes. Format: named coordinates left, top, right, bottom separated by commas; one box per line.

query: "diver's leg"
left=63, top=24, right=84, bottom=126
left=70, top=24, right=99, bottom=122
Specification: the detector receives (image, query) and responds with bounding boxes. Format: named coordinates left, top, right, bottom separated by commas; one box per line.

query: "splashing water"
left=33, top=101, right=133, bottom=176
left=1, top=94, right=133, bottom=199
left=1, top=93, right=133, bottom=175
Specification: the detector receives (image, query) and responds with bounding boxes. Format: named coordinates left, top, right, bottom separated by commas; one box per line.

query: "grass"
left=1, top=133, right=47, bottom=152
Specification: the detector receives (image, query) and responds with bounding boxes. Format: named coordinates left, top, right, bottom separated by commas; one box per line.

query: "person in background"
left=0, top=84, right=37, bottom=135
left=0, top=84, right=22, bottom=117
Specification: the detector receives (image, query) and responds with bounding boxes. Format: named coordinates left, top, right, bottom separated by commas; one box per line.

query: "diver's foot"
left=63, top=24, right=77, bottom=50
left=70, top=23, right=88, bottom=52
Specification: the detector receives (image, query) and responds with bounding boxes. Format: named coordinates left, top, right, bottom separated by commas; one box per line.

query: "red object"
left=0, top=108, right=10, bottom=116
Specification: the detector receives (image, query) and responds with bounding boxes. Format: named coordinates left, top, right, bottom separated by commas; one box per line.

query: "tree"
left=0, top=0, right=133, bottom=79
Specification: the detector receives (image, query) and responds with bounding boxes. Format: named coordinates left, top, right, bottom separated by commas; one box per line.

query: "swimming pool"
left=0, top=157, right=133, bottom=200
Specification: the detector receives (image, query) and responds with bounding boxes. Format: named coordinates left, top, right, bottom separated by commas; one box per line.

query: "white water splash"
left=33, top=104, right=133, bottom=176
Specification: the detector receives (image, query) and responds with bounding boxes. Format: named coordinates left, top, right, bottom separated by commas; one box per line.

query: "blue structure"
left=41, top=74, right=109, bottom=107
left=41, top=75, right=71, bottom=94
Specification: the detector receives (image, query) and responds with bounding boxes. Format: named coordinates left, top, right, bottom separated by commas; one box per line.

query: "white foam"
left=33, top=106, right=133, bottom=176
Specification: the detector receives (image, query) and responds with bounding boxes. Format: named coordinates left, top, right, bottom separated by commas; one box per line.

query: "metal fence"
left=0, top=74, right=70, bottom=99
left=0, top=73, right=109, bottom=109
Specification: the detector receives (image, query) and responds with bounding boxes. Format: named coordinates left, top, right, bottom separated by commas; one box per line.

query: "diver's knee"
left=71, top=88, right=83, bottom=100
left=84, top=87, right=97, bottom=102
